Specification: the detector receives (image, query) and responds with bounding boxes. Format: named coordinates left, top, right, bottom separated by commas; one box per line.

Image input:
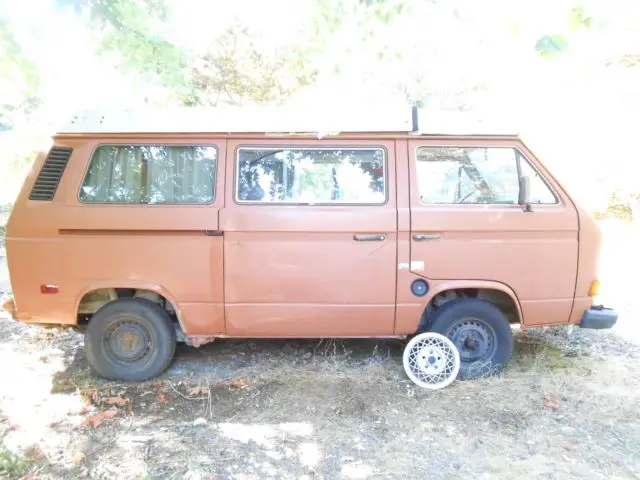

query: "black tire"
left=85, top=298, right=176, bottom=381
left=429, top=298, right=513, bottom=380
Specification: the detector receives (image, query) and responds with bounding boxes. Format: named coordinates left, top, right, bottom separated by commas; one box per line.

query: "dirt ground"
left=1, top=220, right=639, bottom=479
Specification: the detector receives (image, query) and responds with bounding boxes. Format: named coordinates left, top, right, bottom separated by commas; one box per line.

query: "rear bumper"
left=579, top=306, right=618, bottom=329
left=1, top=295, right=17, bottom=320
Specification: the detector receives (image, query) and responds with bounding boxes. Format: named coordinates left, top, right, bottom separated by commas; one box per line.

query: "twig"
left=206, top=379, right=213, bottom=420
left=167, top=381, right=207, bottom=401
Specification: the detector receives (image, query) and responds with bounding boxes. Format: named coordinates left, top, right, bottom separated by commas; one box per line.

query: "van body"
left=2, top=107, right=617, bottom=381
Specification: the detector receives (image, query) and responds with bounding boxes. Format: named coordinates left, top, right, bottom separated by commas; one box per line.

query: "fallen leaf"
left=23, top=444, right=46, bottom=460
left=81, top=410, right=118, bottom=428
left=187, top=386, right=209, bottom=396
left=151, top=381, right=165, bottom=389
left=79, top=389, right=99, bottom=406
left=140, top=391, right=154, bottom=397
left=78, top=405, right=92, bottom=415
left=105, top=396, right=128, bottom=407
left=230, top=378, right=248, bottom=390
left=543, top=396, right=561, bottom=411
left=155, top=392, right=169, bottom=403
left=71, top=451, right=86, bottom=467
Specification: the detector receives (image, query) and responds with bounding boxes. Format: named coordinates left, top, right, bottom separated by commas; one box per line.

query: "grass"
left=0, top=444, right=32, bottom=480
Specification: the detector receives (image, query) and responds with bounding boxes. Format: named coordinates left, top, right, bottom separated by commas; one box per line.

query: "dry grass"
left=0, top=318, right=639, bottom=480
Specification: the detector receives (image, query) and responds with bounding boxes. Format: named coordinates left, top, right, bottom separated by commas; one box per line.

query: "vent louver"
left=29, top=147, right=73, bottom=201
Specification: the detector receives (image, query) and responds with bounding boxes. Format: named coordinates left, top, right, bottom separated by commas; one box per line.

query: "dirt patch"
left=1, top=314, right=639, bottom=479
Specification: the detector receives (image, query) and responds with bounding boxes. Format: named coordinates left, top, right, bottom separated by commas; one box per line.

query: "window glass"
left=80, top=145, right=217, bottom=204
left=518, top=153, right=558, bottom=204
left=236, top=148, right=386, bottom=204
left=415, top=146, right=556, bottom=204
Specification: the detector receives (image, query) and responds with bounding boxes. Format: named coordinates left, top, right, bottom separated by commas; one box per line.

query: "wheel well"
left=77, top=288, right=179, bottom=325
left=418, top=288, right=520, bottom=332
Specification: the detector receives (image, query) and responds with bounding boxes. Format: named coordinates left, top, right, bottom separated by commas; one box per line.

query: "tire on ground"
left=429, top=298, right=513, bottom=380
left=85, top=298, right=176, bottom=381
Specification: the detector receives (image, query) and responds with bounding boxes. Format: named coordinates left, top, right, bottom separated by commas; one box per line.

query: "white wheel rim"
left=403, top=332, right=461, bottom=389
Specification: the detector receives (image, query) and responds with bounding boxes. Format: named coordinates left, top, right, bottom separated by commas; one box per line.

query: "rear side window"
left=80, top=145, right=217, bottom=204
left=236, top=147, right=386, bottom=204
left=415, top=146, right=557, bottom=205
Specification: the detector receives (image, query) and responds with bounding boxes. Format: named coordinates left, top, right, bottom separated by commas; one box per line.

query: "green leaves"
left=535, top=4, right=595, bottom=58
left=57, top=0, right=185, bottom=87
left=535, top=34, right=569, bottom=57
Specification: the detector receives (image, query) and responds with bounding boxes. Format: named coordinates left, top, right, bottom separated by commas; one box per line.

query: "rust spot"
left=188, top=336, right=217, bottom=348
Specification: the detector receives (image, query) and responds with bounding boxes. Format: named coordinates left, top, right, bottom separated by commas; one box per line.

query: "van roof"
left=57, top=105, right=520, bottom=137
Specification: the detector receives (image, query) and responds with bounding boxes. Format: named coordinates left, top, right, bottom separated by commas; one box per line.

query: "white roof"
left=59, top=104, right=414, bottom=135
left=57, top=105, right=520, bottom=136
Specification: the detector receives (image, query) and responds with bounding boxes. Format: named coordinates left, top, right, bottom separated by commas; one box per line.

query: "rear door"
left=408, top=138, right=579, bottom=326
left=221, top=139, right=397, bottom=336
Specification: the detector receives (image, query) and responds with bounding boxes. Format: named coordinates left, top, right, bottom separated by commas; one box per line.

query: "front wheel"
left=429, top=299, right=513, bottom=380
left=85, top=298, right=176, bottom=381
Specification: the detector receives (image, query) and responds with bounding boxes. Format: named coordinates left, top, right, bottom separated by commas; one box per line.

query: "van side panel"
left=6, top=137, right=227, bottom=335
left=6, top=146, right=76, bottom=324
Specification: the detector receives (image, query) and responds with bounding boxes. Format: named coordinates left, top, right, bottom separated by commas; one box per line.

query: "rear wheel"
left=85, top=298, right=176, bottom=381
left=429, top=298, right=513, bottom=380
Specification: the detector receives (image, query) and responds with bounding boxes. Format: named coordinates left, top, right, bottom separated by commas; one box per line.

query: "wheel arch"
left=75, top=280, right=186, bottom=332
left=418, top=279, right=523, bottom=332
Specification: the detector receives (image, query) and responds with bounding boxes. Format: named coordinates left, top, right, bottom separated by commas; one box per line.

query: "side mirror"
left=518, top=176, right=533, bottom=212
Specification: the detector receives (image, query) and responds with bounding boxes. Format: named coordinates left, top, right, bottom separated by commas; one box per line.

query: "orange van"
left=1, top=106, right=617, bottom=382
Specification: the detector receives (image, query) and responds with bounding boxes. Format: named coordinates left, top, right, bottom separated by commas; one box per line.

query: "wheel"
left=403, top=332, right=461, bottom=389
left=429, top=298, right=513, bottom=380
left=84, top=298, right=177, bottom=381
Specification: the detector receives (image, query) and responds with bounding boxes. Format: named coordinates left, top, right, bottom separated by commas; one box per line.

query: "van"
left=1, top=106, right=617, bottom=383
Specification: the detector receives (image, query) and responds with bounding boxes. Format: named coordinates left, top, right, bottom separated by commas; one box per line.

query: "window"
left=415, top=146, right=557, bottom=205
left=236, top=147, right=386, bottom=204
left=80, top=145, right=217, bottom=204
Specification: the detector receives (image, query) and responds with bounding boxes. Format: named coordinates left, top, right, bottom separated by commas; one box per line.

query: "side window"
left=415, top=146, right=556, bottom=205
left=517, top=152, right=558, bottom=204
left=236, top=148, right=386, bottom=204
left=80, top=145, right=217, bottom=204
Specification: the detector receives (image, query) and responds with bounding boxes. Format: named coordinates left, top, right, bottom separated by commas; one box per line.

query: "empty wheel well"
left=418, top=288, right=520, bottom=332
left=77, top=288, right=180, bottom=326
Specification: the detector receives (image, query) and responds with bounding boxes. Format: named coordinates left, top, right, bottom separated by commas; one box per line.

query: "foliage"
left=0, top=444, right=32, bottom=479
left=535, top=5, right=595, bottom=57
left=56, top=0, right=320, bottom=105
left=57, top=0, right=185, bottom=87
left=0, top=20, right=41, bottom=129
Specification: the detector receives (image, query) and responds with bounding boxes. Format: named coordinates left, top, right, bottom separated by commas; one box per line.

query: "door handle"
left=353, top=234, right=386, bottom=242
left=412, top=233, right=442, bottom=241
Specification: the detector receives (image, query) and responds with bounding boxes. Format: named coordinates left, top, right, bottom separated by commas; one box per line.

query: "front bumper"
left=579, top=305, right=618, bottom=329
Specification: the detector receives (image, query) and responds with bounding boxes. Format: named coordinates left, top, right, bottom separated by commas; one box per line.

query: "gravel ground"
left=1, top=220, right=638, bottom=479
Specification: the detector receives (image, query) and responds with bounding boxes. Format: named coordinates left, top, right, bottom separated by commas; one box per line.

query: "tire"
left=85, top=298, right=177, bottom=381
left=429, top=298, right=513, bottom=380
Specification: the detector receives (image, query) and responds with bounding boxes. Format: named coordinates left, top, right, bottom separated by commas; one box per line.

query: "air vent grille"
left=29, top=147, right=73, bottom=201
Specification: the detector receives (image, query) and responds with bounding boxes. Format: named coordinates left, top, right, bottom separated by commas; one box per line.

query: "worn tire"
left=85, top=298, right=176, bottom=381
left=429, top=298, right=513, bottom=380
